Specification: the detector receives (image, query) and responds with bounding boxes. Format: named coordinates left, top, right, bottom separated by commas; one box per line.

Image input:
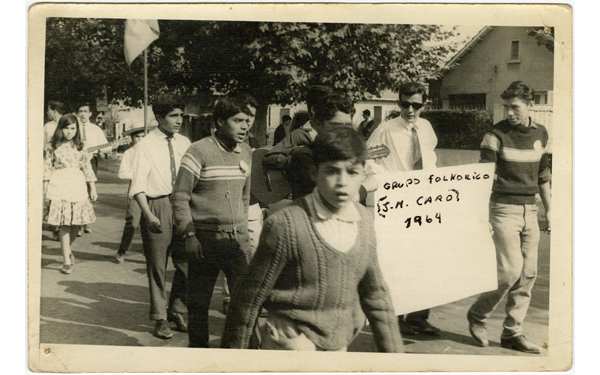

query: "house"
left=428, top=26, right=554, bottom=151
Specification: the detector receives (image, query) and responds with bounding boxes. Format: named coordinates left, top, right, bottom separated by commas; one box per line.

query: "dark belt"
left=147, top=194, right=171, bottom=201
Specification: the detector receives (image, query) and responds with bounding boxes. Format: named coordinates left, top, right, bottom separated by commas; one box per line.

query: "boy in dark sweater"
left=262, top=85, right=354, bottom=199
left=221, top=127, right=402, bottom=352
left=171, top=96, right=253, bottom=348
left=467, top=81, right=551, bottom=354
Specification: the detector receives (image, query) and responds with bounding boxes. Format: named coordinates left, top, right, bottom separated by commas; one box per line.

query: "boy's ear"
left=309, top=163, right=318, bottom=183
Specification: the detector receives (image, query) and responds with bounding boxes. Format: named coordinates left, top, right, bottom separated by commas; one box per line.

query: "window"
left=510, top=40, right=520, bottom=60
left=373, top=106, right=382, bottom=126
left=534, top=92, right=548, bottom=105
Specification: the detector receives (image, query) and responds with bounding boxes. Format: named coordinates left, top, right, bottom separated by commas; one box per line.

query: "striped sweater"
left=480, top=118, right=552, bottom=205
left=221, top=198, right=403, bottom=352
left=171, top=135, right=252, bottom=234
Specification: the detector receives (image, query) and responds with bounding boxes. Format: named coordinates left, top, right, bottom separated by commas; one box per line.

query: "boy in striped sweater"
left=467, top=81, right=551, bottom=354
left=171, top=96, right=253, bottom=348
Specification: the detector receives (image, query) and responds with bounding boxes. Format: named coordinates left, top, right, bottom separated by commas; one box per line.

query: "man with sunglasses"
left=365, top=81, right=440, bottom=337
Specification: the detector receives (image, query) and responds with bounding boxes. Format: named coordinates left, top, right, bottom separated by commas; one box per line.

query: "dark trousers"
left=400, top=309, right=430, bottom=323
left=139, top=196, right=188, bottom=320
left=187, top=229, right=251, bottom=348
left=117, top=195, right=141, bottom=255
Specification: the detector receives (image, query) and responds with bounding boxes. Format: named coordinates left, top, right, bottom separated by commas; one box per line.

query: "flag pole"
left=144, top=48, right=149, bottom=135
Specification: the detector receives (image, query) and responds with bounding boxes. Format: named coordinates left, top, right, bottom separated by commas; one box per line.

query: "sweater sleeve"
left=480, top=132, right=499, bottom=164
left=171, top=148, right=201, bottom=235
left=221, top=214, right=290, bottom=348
left=357, top=214, right=404, bottom=353
left=262, top=129, right=310, bottom=171
left=538, top=127, right=552, bottom=184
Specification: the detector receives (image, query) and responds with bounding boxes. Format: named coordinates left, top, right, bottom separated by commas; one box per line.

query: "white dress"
left=43, top=142, right=97, bottom=226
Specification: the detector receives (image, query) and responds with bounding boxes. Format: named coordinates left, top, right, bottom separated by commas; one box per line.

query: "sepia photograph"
left=27, top=2, right=573, bottom=373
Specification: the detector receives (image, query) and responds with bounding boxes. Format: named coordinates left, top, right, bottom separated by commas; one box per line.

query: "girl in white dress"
left=43, top=114, right=97, bottom=274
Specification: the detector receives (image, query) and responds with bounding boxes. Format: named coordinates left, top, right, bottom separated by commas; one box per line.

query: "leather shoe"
left=405, top=318, right=441, bottom=335
left=468, top=321, right=489, bottom=347
left=115, top=252, right=125, bottom=264
left=154, top=319, right=173, bottom=339
left=398, top=318, right=420, bottom=336
left=167, top=310, right=188, bottom=333
left=501, top=335, right=541, bottom=354
left=467, top=310, right=488, bottom=347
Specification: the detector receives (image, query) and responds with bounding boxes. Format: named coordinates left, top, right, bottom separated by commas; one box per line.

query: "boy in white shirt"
left=115, top=126, right=153, bottom=264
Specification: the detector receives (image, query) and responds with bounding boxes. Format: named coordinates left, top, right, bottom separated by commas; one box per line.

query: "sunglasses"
left=399, top=101, right=424, bottom=110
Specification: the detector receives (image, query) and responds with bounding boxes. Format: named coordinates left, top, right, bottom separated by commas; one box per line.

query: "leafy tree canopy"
left=45, top=18, right=458, bottom=143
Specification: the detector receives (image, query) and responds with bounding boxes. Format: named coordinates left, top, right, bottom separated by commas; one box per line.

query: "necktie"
left=81, top=123, right=87, bottom=142
left=167, top=136, right=177, bottom=190
left=411, top=126, right=423, bottom=170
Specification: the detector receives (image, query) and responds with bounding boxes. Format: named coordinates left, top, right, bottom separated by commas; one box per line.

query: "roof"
left=445, top=26, right=493, bottom=69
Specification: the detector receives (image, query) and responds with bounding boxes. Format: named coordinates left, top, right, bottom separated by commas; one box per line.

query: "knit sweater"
left=171, top=135, right=252, bottom=234
left=480, top=118, right=552, bottom=205
left=221, top=198, right=402, bottom=352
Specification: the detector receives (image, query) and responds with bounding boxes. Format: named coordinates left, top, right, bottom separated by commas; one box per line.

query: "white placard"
left=374, top=163, right=497, bottom=315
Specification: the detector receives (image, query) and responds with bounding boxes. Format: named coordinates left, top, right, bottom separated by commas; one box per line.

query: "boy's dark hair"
left=362, top=109, right=371, bottom=116
left=51, top=114, right=84, bottom=151
left=77, top=101, right=94, bottom=113
left=282, top=115, right=292, bottom=122
left=291, top=111, right=310, bottom=130
left=398, top=81, right=428, bottom=102
left=306, top=86, right=354, bottom=124
left=500, top=81, right=535, bottom=103
left=213, top=96, right=252, bottom=126
left=48, top=101, right=66, bottom=115
left=310, top=126, right=367, bottom=168
left=152, top=98, right=185, bottom=119
left=231, top=91, right=258, bottom=109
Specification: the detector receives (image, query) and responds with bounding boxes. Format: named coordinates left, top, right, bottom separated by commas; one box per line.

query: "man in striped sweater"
left=467, top=81, right=551, bottom=354
left=171, top=96, right=253, bottom=348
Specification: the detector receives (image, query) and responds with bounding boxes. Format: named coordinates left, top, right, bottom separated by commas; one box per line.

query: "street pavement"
left=37, top=154, right=550, bottom=356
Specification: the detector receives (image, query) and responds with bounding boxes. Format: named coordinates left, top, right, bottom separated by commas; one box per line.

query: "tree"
left=527, top=26, right=555, bottom=53
left=160, top=21, right=459, bottom=144
left=44, top=19, right=458, bottom=144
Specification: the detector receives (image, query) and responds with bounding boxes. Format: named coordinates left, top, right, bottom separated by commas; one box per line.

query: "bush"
left=383, top=108, right=493, bottom=150
left=422, top=109, right=493, bottom=150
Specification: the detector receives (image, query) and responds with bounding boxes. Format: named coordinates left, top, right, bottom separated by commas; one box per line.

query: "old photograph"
left=27, top=3, right=573, bottom=373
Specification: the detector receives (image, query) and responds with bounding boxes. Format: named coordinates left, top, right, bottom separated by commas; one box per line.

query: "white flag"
left=124, top=19, right=160, bottom=65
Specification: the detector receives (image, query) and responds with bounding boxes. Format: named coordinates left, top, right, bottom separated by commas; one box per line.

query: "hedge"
left=385, top=108, right=494, bottom=150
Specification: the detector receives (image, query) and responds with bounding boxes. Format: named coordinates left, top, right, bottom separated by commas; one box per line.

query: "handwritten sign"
left=374, top=163, right=497, bottom=315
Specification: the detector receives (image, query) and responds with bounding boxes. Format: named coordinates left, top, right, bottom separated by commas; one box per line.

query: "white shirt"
left=130, top=128, right=191, bottom=198
left=118, top=145, right=136, bottom=180
left=43, top=121, right=57, bottom=147
left=305, top=188, right=361, bottom=253
left=81, top=122, right=110, bottom=160
left=366, top=115, right=437, bottom=175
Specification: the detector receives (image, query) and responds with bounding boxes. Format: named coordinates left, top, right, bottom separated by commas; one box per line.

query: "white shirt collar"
left=310, top=187, right=361, bottom=223
left=398, top=115, right=418, bottom=131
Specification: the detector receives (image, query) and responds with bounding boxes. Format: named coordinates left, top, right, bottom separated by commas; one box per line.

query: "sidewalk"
left=37, top=159, right=550, bottom=355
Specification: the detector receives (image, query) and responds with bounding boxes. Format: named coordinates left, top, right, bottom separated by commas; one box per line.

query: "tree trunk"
left=252, top=102, right=269, bottom=148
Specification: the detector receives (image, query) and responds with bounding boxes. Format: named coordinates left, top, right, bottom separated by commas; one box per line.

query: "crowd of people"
left=42, top=80, right=551, bottom=354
